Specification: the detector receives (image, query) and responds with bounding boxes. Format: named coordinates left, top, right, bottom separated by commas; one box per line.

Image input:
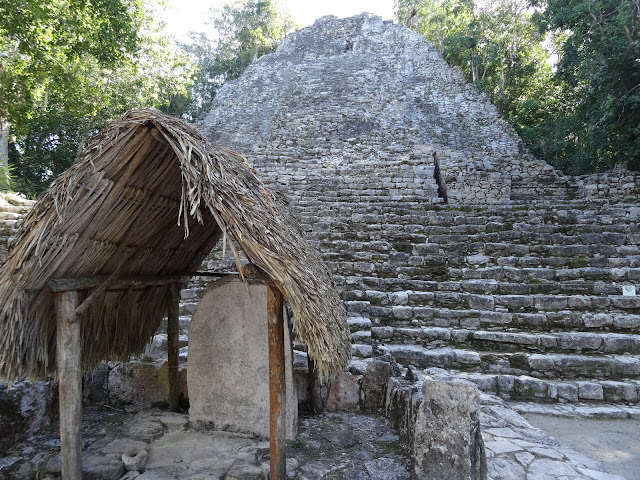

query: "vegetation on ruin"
left=396, top=0, right=640, bottom=174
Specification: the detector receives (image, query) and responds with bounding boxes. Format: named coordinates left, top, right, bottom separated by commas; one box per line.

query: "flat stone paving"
left=480, top=395, right=627, bottom=480
left=0, top=401, right=632, bottom=479
left=514, top=403, right=640, bottom=480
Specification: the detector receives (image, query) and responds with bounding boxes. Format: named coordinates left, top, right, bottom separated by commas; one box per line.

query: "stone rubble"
left=0, top=382, right=630, bottom=479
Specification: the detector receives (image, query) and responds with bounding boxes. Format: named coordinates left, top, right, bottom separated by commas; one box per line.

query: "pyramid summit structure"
left=199, top=13, right=594, bottom=204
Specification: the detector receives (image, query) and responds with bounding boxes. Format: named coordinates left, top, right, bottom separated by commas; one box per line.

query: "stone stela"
left=187, top=275, right=297, bottom=440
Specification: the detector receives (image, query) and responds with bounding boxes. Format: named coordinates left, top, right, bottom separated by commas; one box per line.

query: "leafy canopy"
left=396, top=0, right=640, bottom=174
left=1, top=0, right=195, bottom=195
left=532, top=0, right=640, bottom=173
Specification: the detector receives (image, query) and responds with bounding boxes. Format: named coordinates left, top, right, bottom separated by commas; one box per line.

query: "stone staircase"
left=293, top=198, right=640, bottom=405
left=0, top=193, right=35, bottom=261
left=4, top=186, right=640, bottom=409
left=252, top=148, right=445, bottom=206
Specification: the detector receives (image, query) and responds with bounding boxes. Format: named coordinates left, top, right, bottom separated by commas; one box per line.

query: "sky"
left=159, top=0, right=396, bottom=41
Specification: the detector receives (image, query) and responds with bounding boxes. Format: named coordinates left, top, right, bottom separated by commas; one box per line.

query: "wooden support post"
left=167, top=283, right=181, bottom=412
left=307, top=354, right=320, bottom=414
left=267, top=284, right=286, bottom=480
left=55, top=290, right=83, bottom=480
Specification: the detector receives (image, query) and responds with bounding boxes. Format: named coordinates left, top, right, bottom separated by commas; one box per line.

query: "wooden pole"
left=167, top=282, right=181, bottom=412
left=55, top=290, right=83, bottom=480
left=307, top=354, right=320, bottom=414
left=267, top=283, right=286, bottom=480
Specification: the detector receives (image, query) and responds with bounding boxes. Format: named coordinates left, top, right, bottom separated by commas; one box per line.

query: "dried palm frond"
left=0, top=109, right=350, bottom=382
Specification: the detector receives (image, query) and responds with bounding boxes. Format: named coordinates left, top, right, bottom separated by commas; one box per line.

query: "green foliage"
left=396, top=0, right=640, bottom=174
left=9, top=108, right=82, bottom=195
left=290, top=433, right=309, bottom=449
left=532, top=0, right=640, bottom=173
left=0, top=0, right=196, bottom=196
left=396, top=0, right=554, bottom=138
left=181, top=0, right=297, bottom=120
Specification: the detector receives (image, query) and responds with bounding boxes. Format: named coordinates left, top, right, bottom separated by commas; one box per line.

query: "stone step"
left=314, top=234, right=640, bottom=260
left=369, top=327, right=640, bottom=355
left=294, top=203, right=640, bottom=228
left=342, top=278, right=634, bottom=301
left=309, top=218, right=640, bottom=242
left=510, top=401, right=640, bottom=419
left=158, top=315, right=193, bottom=335
left=450, top=266, right=639, bottom=283
left=143, top=333, right=189, bottom=359
left=347, top=315, right=372, bottom=332
left=179, top=302, right=199, bottom=316
left=329, top=259, right=640, bottom=283
left=346, top=294, right=640, bottom=322
left=0, top=211, right=23, bottom=221
left=377, top=345, right=640, bottom=380
left=422, top=368, right=640, bottom=405
left=370, top=306, right=640, bottom=334
left=180, top=287, right=205, bottom=301
left=310, top=215, right=640, bottom=241
left=296, top=192, right=443, bottom=204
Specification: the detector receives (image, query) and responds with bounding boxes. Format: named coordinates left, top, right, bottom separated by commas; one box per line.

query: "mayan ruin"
left=0, top=10, right=639, bottom=480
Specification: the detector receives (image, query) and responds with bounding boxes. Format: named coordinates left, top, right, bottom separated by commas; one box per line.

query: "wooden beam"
left=167, top=282, right=181, bottom=412
left=37, top=272, right=234, bottom=294
left=267, top=283, right=286, bottom=480
left=55, top=290, right=83, bottom=480
left=48, top=275, right=191, bottom=292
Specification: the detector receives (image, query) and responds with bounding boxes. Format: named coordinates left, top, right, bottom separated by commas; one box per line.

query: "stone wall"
left=576, top=165, right=640, bottom=200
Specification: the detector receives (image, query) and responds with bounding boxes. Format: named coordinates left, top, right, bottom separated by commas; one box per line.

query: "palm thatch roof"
left=0, top=109, right=350, bottom=382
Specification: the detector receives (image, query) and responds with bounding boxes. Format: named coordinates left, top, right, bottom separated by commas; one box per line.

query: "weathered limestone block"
left=413, top=380, right=487, bottom=480
left=0, top=381, right=54, bottom=452
left=576, top=381, right=604, bottom=401
left=360, top=359, right=392, bottom=411
left=385, top=378, right=422, bottom=446
left=326, top=372, right=360, bottom=412
left=187, top=276, right=297, bottom=439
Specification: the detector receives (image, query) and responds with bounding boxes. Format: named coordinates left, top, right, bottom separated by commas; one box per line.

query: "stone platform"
left=0, top=398, right=630, bottom=480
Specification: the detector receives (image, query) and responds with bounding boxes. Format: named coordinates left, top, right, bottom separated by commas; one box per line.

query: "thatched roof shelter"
left=0, top=109, right=350, bottom=382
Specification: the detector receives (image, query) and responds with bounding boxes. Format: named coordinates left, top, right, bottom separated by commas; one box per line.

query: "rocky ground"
left=0, top=395, right=632, bottom=480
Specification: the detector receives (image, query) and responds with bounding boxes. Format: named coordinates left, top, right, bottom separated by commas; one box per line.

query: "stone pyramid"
left=200, top=13, right=569, bottom=204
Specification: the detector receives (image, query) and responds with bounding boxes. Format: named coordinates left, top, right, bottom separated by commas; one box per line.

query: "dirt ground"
left=523, top=414, right=640, bottom=480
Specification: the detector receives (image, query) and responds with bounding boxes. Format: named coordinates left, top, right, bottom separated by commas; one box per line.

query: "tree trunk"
left=0, top=118, right=10, bottom=191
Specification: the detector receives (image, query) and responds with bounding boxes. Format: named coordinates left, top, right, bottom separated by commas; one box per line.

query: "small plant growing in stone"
left=290, top=433, right=309, bottom=449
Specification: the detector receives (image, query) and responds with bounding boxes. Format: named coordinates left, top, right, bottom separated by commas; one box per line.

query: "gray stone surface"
left=326, top=372, right=360, bottom=412
left=187, top=276, right=297, bottom=439
left=413, top=379, right=487, bottom=479
left=199, top=14, right=635, bottom=205
left=0, top=389, right=631, bottom=480
left=360, top=360, right=391, bottom=412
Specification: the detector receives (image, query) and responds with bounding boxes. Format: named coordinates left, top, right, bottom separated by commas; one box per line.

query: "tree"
left=181, top=0, right=297, bottom=120
left=0, top=0, right=196, bottom=195
left=532, top=0, right=640, bottom=173
left=398, top=0, right=640, bottom=174
left=396, top=0, right=553, bottom=120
